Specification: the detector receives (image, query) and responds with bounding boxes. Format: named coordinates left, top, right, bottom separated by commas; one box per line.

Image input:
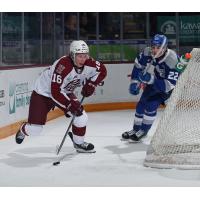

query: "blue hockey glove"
left=129, top=80, right=140, bottom=95
left=138, top=72, right=154, bottom=84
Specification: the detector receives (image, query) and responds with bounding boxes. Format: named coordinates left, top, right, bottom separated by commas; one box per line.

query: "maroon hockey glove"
left=81, top=80, right=96, bottom=97
left=67, top=94, right=83, bottom=116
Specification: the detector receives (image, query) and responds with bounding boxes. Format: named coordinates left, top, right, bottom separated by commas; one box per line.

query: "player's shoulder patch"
left=164, top=49, right=179, bottom=69
left=84, top=58, right=98, bottom=68
left=55, top=56, right=73, bottom=75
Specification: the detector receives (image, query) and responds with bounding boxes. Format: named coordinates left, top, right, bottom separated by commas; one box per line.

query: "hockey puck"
left=53, top=161, right=60, bottom=166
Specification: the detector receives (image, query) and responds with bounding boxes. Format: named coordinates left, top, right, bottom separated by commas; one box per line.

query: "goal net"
left=144, top=48, right=200, bottom=169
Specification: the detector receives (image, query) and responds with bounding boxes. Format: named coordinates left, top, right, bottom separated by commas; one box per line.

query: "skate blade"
left=76, top=149, right=96, bottom=153
left=128, top=135, right=147, bottom=143
left=120, top=138, right=129, bottom=141
left=128, top=140, right=142, bottom=143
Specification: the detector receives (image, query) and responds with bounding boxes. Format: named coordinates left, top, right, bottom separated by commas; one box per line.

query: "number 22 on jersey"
left=168, top=71, right=179, bottom=81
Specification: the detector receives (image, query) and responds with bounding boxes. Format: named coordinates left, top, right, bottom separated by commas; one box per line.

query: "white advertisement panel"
left=0, top=67, right=46, bottom=127
left=0, top=63, right=140, bottom=128
left=0, top=71, right=7, bottom=125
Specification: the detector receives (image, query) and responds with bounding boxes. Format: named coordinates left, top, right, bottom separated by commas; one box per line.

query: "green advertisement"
left=90, top=44, right=138, bottom=61
left=158, top=15, right=200, bottom=44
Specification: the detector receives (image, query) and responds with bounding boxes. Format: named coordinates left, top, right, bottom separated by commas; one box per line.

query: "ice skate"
left=15, top=130, right=26, bottom=144
left=129, top=130, right=147, bottom=143
left=68, top=132, right=96, bottom=153
left=121, top=129, right=137, bottom=140
left=15, top=123, right=29, bottom=144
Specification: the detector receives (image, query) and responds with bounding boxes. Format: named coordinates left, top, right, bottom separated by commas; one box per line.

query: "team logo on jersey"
left=64, top=79, right=81, bottom=92
left=155, top=65, right=165, bottom=78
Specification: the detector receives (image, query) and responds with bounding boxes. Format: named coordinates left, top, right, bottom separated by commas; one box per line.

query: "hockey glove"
left=129, top=80, right=140, bottom=95
left=138, top=72, right=154, bottom=84
left=66, top=94, right=83, bottom=116
left=81, top=80, right=96, bottom=97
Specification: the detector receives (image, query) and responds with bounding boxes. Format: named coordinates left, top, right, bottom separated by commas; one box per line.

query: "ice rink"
left=1, top=109, right=200, bottom=187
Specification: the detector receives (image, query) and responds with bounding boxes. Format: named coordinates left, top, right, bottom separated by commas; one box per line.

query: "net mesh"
left=144, top=48, right=200, bottom=169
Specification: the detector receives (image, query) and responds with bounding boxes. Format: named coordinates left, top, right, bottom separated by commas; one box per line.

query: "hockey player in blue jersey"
left=122, top=34, right=189, bottom=142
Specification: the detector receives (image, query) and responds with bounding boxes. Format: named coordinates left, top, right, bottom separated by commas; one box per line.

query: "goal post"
left=144, top=48, right=200, bottom=169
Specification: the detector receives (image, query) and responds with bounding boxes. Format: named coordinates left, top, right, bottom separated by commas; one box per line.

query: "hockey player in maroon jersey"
left=15, top=40, right=107, bottom=153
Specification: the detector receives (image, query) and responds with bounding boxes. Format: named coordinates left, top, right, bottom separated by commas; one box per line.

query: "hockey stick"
left=56, top=96, right=85, bottom=155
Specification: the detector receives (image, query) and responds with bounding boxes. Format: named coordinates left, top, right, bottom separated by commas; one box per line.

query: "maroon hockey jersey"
left=34, top=56, right=107, bottom=109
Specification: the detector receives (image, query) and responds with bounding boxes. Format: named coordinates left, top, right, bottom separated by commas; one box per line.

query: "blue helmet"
left=151, top=34, right=168, bottom=58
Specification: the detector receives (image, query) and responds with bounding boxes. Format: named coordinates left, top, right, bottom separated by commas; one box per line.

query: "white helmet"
left=69, top=40, right=89, bottom=65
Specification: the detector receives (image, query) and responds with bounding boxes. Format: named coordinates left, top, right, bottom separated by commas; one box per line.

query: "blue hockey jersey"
left=131, top=47, right=180, bottom=93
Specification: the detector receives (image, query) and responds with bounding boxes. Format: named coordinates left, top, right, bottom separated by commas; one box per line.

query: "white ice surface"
left=1, top=109, right=200, bottom=186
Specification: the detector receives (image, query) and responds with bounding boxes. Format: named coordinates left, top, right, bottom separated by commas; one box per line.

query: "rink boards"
left=0, top=63, right=140, bottom=138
